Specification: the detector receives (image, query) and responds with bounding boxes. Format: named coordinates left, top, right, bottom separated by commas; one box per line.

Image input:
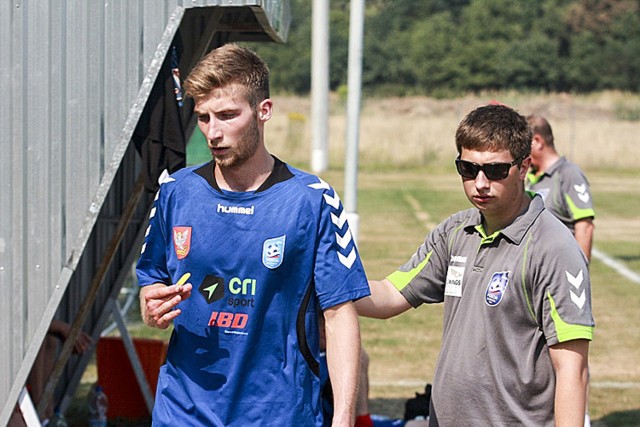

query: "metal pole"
left=311, top=0, right=329, bottom=173
left=344, top=0, right=365, bottom=243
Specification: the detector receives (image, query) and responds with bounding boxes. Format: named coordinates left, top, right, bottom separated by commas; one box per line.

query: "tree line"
left=249, top=0, right=640, bottom=97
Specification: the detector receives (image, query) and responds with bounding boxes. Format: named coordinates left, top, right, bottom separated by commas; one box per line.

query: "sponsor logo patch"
left=173, top=226, right=191, bottom=259
left=216, top=203, right=255, bottom=215
left=444, top=265, right=465, bottom=297
left=208, top=311, right=249, bottom=329
left=485, top=271, right=510, bottom=306
left=198, top=275, right=225, bottom=304
left=262, top=235, right=285, bottom=269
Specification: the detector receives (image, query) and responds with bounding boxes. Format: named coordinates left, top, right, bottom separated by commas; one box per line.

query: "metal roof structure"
left=0, top=1, right=289, bottom=424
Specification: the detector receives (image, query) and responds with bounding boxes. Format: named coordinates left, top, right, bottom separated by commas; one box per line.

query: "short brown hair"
left=526, top=114, right=555, bottom=148
left=455, top=104, right=531, bottom=161
left=184, top=43, right=270, bottom=108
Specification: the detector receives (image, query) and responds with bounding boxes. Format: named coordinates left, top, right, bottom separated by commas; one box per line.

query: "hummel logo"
left=566, top=270, right=583, bottom=289
left=323, top=192, right=341, bottom=209
left=574, top=183, right=590, bottom=203
left=308, top=179, right=330, bottom=190
left=338, top=248, right=356, bottom=269
left=331, top=210, right=348, bottom=228
left=308, top=178, right=357, bottom=270
left=158, top=169, right=175, bottom=185
left=573, top=184, right=586, bottom=194
left=336, top=228, right=353, bottom=249
left=566, top=269, right=586, bottom=309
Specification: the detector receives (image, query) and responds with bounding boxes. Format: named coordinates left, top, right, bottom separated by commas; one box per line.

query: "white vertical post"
left=344, top=0, right=365, bottom=243
left=311, top=0, right=329, bottom=173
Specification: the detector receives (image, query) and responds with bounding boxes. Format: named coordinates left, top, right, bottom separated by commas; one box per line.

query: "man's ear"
left=519, top=156, right=532, bottom=179
left=531, top=134, right=544, bottom=151
left=257, top=99, right=273, bottom=122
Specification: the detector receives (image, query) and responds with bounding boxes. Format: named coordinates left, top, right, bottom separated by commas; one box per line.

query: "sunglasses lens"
left=456, top=160, right=479, bottom=179
left=455, top=159, right=515, bottom=180
left=483, top=164, right=510, bottom=180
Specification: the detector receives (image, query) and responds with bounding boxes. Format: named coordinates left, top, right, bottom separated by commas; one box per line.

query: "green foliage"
left=251, top=0, right=640, bottom=96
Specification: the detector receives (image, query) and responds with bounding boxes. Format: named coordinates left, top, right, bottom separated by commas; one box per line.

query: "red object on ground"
left=96, top=336, right=168, bottom=420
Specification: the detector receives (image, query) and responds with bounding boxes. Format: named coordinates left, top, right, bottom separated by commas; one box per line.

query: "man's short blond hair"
left=184, top=43, right=270, bottom=108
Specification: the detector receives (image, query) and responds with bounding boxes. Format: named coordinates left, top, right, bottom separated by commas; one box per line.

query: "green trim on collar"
left=475, top=224, right=501, bottom=244
left=526, top=172, right=543, bottom=185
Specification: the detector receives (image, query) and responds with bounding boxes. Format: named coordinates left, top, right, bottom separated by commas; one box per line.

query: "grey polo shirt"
left=388, top=195, right=594, bottom=426
left=526, top=156, right=595, bottom=233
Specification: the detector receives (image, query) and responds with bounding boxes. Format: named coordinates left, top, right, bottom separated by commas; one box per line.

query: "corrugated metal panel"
left=0, top=1, right=290, bottom=424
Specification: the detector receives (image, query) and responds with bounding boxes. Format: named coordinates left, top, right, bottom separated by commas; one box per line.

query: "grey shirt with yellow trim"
left=525, top=156, right=595, bottom=233
left=389, top=194, right=594, bottom=426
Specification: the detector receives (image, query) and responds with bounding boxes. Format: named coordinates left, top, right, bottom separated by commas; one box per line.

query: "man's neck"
left=483, top=191, right=532, bottom=235
left=536, top=151, right=561, bottom=175
left=214, top=150, right=275, bottom=192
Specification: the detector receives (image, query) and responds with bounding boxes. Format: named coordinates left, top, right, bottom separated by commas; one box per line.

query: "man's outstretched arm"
left=355, top=279, right=412, bottom=319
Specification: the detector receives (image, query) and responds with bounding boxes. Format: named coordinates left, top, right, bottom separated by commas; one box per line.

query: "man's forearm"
left=550, top=340, right=589, bottom=426
left=325, top=301, right=361, bottom=426
left=574, top=218, right=594, bottom=262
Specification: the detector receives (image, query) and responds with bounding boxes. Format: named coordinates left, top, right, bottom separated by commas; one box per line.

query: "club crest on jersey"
left=262, top=235, right=285, bottom=269
left=173, top=226, right=191, bottom=260
left=485, top=271, right=510, bottom=306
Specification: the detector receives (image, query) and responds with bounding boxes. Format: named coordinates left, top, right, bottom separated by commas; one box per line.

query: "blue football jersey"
left=136, top=158, right=370, bottom=426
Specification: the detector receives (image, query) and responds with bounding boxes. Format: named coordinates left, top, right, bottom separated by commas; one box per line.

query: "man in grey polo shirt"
left=525, top=114, right=595, bottom=262
left=357, top=104, right=594, bottom=426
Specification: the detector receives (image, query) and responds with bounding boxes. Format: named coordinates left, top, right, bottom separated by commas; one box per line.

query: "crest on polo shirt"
left=485, top=271, right=510, bottom=306
left=262, top=235, right=286, bottom=269
left=173, top=226, right=192, bottom=260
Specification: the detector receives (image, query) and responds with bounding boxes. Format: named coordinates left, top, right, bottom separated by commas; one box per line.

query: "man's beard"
left=212, top=115, right=261, bottom=168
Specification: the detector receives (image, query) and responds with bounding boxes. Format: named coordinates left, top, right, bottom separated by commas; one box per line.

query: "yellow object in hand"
left=176, top=272, right=191, bottom=286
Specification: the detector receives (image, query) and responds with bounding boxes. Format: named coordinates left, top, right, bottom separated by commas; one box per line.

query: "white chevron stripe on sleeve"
left=323, top=192, right=341, bottom=209
left=338, top=248, right=356, bottom=269
left=331, top=210, right=348, bottom=228
left=570, top=290, right=586, bottom=309
left=335, top=228, right=352, bottom=249
left=308, top=178, right=330, bottom=190
left=565, top=270, right=584, bottom=289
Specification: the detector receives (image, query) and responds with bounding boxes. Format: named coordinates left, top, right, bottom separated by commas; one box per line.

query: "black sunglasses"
left=455, top=156, right=524, bottom=180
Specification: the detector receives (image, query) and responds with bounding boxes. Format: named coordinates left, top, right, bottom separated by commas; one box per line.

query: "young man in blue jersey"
left=356, top=104, right=594, bottom=426
left=137, top=43, right=370, bottom=427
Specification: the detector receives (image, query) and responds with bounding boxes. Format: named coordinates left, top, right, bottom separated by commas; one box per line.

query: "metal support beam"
left=108, top=298, right=155, bottom=413
left=344, top=0, right=365, bottom=243
left=37, top=175, right=146, bottom=418
left=311, top=0, right=329, bottom=173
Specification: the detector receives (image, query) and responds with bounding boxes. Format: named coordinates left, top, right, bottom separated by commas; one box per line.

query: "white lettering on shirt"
left=217, top=204, right=255, bottom=215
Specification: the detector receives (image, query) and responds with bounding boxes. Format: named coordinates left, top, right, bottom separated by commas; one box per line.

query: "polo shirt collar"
left=465, top=194, right=545, bottom=245
left=543, top=156, right=567, bottom=177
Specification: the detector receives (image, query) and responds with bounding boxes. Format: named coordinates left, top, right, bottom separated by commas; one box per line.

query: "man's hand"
left=49, top=320, right=92, bottom=354
left=140, top=274, right=192, bottom=329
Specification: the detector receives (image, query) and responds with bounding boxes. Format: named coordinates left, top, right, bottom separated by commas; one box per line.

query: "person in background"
left=10, top=320, right=92, bottom=426
left=525, top=114, right=595, bottom=262
left=137, top=43, right=370, bottom=426
left=526, top=115, right=596, bottom=426
left=356, top=104, right=594, bottom=426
